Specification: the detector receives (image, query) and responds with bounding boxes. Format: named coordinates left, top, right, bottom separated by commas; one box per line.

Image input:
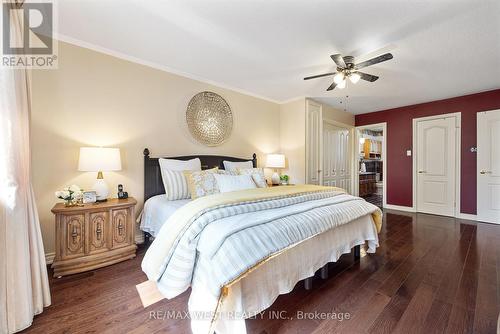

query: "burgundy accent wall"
left=355, top=89, right=500, bottom=214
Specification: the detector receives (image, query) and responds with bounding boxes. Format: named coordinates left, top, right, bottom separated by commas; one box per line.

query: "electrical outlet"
left=406, top=150, right=412, bottom=156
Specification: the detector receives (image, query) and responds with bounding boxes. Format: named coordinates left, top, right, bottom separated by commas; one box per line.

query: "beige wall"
left=315, top=99, right=355, bottom=126
left=31, top=41, right=281, bottom=255
left=279, top=98, right=306, bottom=184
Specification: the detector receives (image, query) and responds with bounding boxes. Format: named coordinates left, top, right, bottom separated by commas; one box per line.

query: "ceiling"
left=56, top=0, right=500, bottom=114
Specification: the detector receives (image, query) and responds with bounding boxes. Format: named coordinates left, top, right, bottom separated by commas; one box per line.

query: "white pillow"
left=237, top=167, right=268, bottom=188
left=214, top=174, right=257, bottom=193
left=159, top=158, right=201, bottom=199
left=159, top=157, right=201, bottom=171
left=223, top=160, right=253, bottom=172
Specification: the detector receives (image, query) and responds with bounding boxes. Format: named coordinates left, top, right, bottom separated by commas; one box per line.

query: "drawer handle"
left=96, top=223, right=102, bottom=240
left=118, top=221, right=124, bottom=236
left=71, top=225, right=78, bottom=242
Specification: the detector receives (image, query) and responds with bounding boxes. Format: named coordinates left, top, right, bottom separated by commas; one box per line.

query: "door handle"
left=418, top=170, right=426, bottom=174
left=480, top=170, right=492, bottom=174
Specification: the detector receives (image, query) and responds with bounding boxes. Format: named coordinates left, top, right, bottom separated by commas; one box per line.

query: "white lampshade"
left=333, top=72, right=345, bottom=84
left=349, top=72, right=361, bottom=84
left=78, top=147, right=122, bottom=172
left=337, top=79, right=346, bottom=89
left=266, top=154, right=285, bottom=169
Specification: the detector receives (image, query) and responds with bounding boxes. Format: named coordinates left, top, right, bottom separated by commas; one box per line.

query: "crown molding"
left=55, top=33, right=283, bottom=105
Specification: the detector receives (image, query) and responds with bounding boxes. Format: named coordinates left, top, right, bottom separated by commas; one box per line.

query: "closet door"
left=306, top=100, right=322, bottom=185
left=477, top=109, right=500, bottom=224
left=323, top=122, right=351, bottom=193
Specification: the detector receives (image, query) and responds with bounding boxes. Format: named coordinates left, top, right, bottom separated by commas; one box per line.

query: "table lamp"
left=266, top=154, right=285, bottom=185
left=78, top=147, right=122, bottom=201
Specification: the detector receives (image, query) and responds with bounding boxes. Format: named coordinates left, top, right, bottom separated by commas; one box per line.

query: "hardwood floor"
left=23, top=211, right=500, bottom=334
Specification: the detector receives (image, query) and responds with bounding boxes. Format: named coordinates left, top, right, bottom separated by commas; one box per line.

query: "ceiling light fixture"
left=349, top=72, right=361, bottom=84
left=337, top=79, right=346, bottom=89
left=333, top=72, right=344, bottom=84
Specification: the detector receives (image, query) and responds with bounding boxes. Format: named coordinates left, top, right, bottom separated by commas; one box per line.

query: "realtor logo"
left=2, top=0, right=57, bottom=68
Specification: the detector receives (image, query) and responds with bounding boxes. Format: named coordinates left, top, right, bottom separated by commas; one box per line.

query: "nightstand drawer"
left=59, top=214, right=85, bottom=260
left=89, top=211, right=109, bottom=254
left=111, top=209, right=130, bottom=249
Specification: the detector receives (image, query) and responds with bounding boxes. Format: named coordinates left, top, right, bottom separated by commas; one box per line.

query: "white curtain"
left=0, top=1, right=51, bottom=333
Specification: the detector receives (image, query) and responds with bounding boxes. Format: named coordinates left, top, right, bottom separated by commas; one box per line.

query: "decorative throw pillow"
left=218, top=169, right=239, bottom=176
left=223, top=160, right=253, bottom=172
left=159, top=158, right=201, bottom=199
left=237, top=167, right=268, bottom=188
left=184, top=168, right=220, bottom=199
left=213, top=174, right=257, bottom=193
left=162, top=170, right=191, bottom=200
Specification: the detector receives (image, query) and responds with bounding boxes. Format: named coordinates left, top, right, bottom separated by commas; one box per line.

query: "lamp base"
left=271, top=172, right=280, bottom=185
left=93, top=177, right=109, bottom=202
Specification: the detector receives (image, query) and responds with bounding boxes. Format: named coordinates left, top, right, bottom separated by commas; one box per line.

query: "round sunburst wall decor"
left=186, top=91, right=233, bottom=146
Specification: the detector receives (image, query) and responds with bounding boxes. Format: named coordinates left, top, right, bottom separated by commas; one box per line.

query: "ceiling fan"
left=304, top=53, right=393, bottom=90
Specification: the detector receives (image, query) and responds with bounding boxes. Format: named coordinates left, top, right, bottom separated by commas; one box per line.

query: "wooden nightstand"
left=51, top=197, right=137, bottom=277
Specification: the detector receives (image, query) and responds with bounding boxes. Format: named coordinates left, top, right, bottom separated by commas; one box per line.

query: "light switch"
left=406, top=150, right=412, bottom=156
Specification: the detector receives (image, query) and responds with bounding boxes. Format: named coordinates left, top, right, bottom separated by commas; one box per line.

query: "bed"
left=139, top=148, right=382, bottom=334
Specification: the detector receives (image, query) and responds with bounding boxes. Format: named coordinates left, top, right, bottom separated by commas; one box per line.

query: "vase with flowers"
left=55, top=185, right=84, bottom=207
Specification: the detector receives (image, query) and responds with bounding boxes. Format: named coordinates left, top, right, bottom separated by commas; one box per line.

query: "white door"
left=306, top=100, right=322, bottom=185
left=416, top=117, right=456, bottom=216
left=323, top=122, right=351, bottom=193
left=477, top=109, right=500, bottom=224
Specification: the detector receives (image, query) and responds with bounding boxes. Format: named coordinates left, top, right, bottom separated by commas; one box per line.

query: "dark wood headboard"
left=143, top=148, right=257, bottom=201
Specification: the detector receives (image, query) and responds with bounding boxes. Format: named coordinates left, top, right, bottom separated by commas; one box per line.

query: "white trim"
left=45, top=252, right=55, bottom=265
left=56, top=34, right=281, bottom=104
left=456, top=213, right=478, bottom=221
left=384, top=204, right=417, bottom=213
left=355, top=123, right=387, bottom=209
left=412, top=112, right=461, bottom=218
left=280, top=95, right=307, bottom=105
left=305, top=99, right=323, bottom=185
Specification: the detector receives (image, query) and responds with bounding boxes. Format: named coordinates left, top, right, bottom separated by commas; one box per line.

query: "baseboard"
left=456, top=213, right=477, bottom=221
left=384, top=206, right=479, bottom=221
left=384, top=204, right=416, bottom=213
left=135, top=232, right=145, bottom=244
left=45, top=252, right=55, bottom=265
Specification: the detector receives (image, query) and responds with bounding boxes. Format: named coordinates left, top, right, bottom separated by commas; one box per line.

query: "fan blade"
left=357, top=71, right=379, bottom=82
left=303, top=72, right=336, bottom=80
left=355, top=53, right=393, bottom=70
left=326, top=82, right=337, bottom=91
left=330, top=54, right=346, bottom=68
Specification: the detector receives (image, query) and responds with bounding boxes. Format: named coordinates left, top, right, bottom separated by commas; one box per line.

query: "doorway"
left=355, top=123, right=386, bottom=208
left=477, top=109, right=500, bottom=224
left=413, top=113, right=461, bottom=217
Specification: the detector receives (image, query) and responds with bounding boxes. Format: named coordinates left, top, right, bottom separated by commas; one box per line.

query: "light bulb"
left=337, top=80, right=346, bottom=89
left=333, top=72, right=345, bottom=84
left=349, top=73, right=361, bottom=84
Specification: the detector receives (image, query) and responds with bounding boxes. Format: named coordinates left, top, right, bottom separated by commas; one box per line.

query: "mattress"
left=138, top=195, right=190, bottom=237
